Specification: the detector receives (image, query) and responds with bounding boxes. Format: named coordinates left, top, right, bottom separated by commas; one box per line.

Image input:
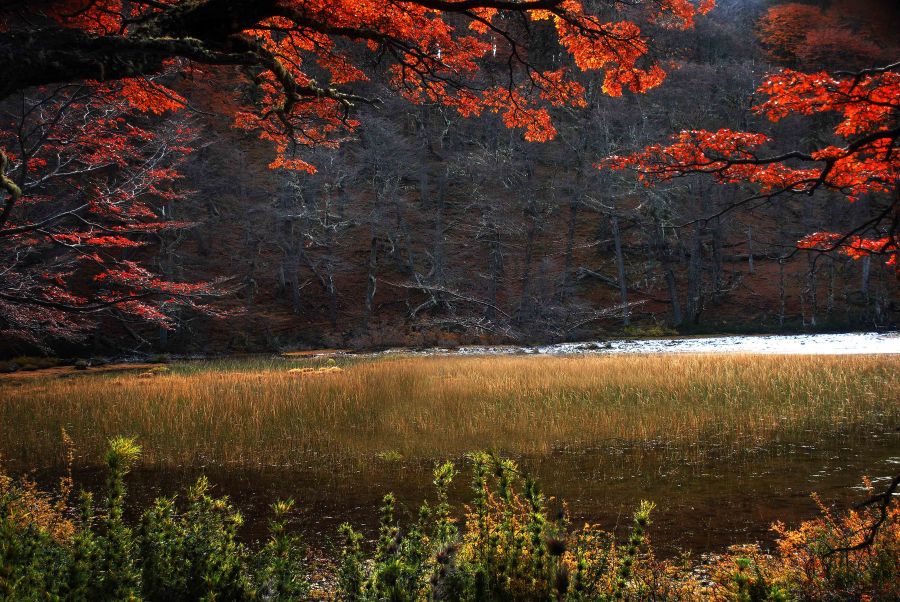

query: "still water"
left=50, top=431, right=899, bottom=556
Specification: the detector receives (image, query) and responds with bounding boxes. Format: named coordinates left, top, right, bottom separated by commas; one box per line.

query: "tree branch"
left=824, top=475, right=900, bottom=558
left=0, top=147, right=23, bottom=230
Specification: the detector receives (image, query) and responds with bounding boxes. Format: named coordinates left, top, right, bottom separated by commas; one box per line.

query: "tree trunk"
left=711, top=216, right=723, bottom=299
left=651, top=210, right=681, bottom=326
left=392, top=192, right=416, bottom=314
left=559, top=190, right=579, bottom=303
left=686, top=226, right=703, bottom=324
left=826, top=259, right=835, bottom=322
left=747, top=227, right=754, bottom=274
left=517, top=210, right=536, bottom=325
left=778, top=258, right=786, bottom=328
left=362, top=228, right=378, bottom=330
left=485, top=225, right=503, bottom=322
left=610, top=213, right=630, bottom=325
left=276, top=183, right=302, bottom=314
left=431, top=170, right=448, bottom=307
left=666, top=268, right=682, bottom=327
left=158, top=198, right=175, bottom=349
left=861, top=255, right=871, bottom=298
left=805, top=254, right=818, bottom=327
left=516, top=154, right=537, bottom=326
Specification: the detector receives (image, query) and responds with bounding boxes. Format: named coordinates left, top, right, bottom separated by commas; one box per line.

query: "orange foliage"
left=756, top=2, right=887, bottom=69
left=0, top=431, right=76, bottom=543
left=601, top=62, right=900, bottom=267
left=697, top=481, right=900, bottom=601
left=32, top=0, right=715, bottom=165
left=766, top=484, right=900, bottom=600
left=115, top=76, right=188, bottom=115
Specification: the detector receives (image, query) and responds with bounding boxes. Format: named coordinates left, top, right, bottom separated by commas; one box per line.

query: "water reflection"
left=32, top=432, right=898, bottom=557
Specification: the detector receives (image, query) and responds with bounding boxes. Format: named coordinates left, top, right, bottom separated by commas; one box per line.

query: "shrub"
left=621, top=324, right=678, bottom=338
left=334, top=453, right=669, bottom=601
left=0, top=439, right=311, bottom=601
left=332, top=457, right=899, bottom=601
left=4, top=356, right=66, bottom=371
left=1, top=441, right=897, bottom=601
left=763, top=485, right=898, bottom=600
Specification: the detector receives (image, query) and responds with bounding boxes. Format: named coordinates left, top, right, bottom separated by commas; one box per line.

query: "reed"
left=1, top=354, right=896, bottom=469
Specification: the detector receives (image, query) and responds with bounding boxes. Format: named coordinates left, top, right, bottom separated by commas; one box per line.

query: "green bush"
left=335, top=453, right=660, bottom=602
left=0, top=438, right=309, bottom=601
left=1, top=443, right=897, bottom=601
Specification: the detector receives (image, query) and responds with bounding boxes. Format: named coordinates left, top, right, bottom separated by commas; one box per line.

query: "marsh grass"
left=1, top=354, right=896, bottom=469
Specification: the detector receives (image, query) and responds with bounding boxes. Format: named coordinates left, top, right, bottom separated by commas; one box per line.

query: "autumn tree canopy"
left=3, top=0, right=894, bottom=350
left=0, top=0, right=715, bottom=345
left=2, top=0, right=715, bottom=163
left=603, top=3, right=899, bottom=269
left=755, top=1, right=898, bottom=70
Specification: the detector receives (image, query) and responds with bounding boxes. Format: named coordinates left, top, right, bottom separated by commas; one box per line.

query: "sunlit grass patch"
left=0, top=353, right=896, bottom=469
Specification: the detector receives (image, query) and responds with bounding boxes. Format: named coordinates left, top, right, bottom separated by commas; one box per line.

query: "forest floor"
left=1, top=347, right=897, bottom=555
left=0, top=362, right=158, bottom=381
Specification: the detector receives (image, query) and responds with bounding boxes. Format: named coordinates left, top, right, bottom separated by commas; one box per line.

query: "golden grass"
left=0, top=353, right=896, bottom=469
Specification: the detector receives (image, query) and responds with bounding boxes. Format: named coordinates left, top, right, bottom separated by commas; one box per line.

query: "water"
left=50, top=432, right=899, bottom=557
left=399, top=331, right=900, bottom=356
left=11, top=334, right=899, bottom=557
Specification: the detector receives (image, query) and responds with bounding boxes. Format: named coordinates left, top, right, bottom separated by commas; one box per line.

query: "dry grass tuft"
left=288, top=366, right=344, bottom=376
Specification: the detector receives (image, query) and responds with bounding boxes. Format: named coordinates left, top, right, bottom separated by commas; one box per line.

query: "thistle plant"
left=254, top=499, right=310, bottom=600
left=65, top=491, right=101, bottom=601
left=611, top=500, right=655, bottom=600
left=100, top=436, right=141, bottom=600
left=337, top=523, right=365, bottom=601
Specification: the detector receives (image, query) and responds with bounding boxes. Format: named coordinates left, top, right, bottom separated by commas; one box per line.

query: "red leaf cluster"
left=601, top=61, right=900, bottom=267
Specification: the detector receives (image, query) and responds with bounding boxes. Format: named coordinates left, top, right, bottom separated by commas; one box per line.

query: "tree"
left=0, top=0, right=715, bottom=346
left=756, top=2, right=893, bottom=70
left=602, top=62, right=900, bottom=269
left=0, top=82, right=224, bottom=348
left=1, top=0, right=715, bottom=164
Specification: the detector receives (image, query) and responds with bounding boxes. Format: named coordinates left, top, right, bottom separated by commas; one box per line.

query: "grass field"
left=1, top=353, right=897, bottom=470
